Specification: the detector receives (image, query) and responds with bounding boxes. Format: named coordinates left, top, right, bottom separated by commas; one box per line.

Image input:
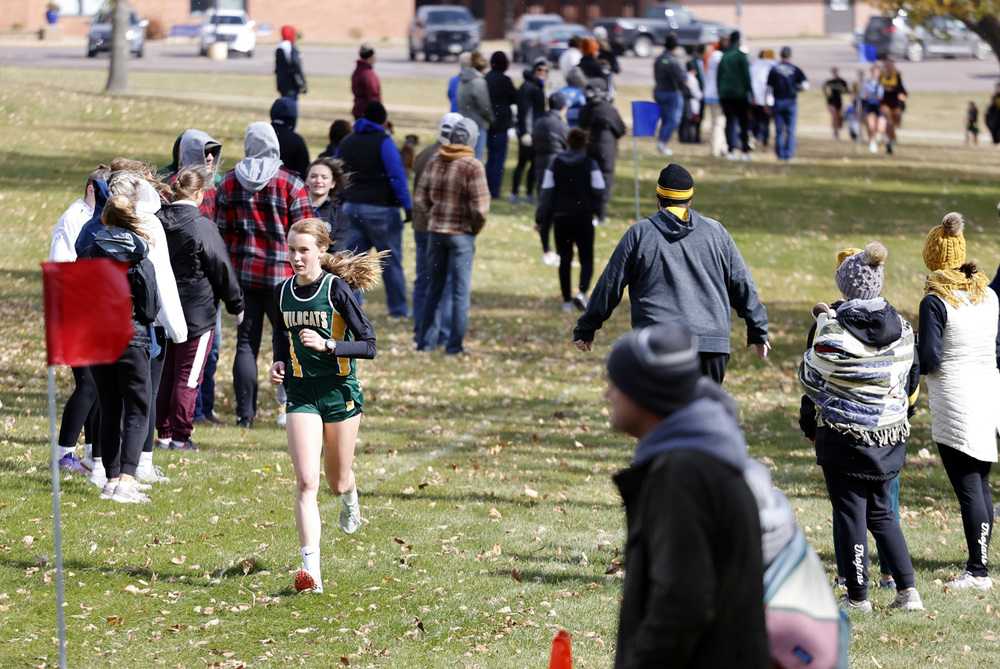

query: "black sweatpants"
left=57, top=366, right=100, bottom=448
left=553, top=215, right=595, bottom=301
left=699, top=352, right=730, bottom=384
left=822, top=467, right=916, bottom=601
left=721, top=97, right=751, bottom=153
left=144, top=328, right=166, bottom=453
left=939, top=444, right=994, bottom=577
left=234, top=286, right=283, bottom=421
left=511, top=142, right=535, bottom=198
left=91, top=345, right=151, bottom=479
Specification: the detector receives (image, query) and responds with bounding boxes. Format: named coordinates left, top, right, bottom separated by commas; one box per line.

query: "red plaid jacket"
left=215, top=167, right=313, bottom=291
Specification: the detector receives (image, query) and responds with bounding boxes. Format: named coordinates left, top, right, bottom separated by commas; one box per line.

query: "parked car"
left=87, top=8, right=147, bottom=58
left=592, top=3, right=736, bottom=57
left=526, top=23, right=590, bottom=65
left=509, top=13, right=564, bottom=63
left=863, top=12, right=991, bottom=62
left=408, top=5, right=481, bottom=61
left=199, top=9, right=256, bottom=57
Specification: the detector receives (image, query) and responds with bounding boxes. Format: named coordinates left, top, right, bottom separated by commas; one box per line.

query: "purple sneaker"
left=58, top=454, right=91, bottom=474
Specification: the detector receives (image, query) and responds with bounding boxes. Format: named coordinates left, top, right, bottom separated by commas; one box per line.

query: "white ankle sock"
left=138, top=451, right=153, bottom=474
left=301, top=546, right=321, bottom=579
left=58, top=446, right=75, bottom=459
left=342, top=487, right=358, bottom=506
left=91, top=457, right=105, bottom=478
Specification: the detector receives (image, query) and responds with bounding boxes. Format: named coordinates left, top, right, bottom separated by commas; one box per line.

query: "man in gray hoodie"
left=456, top=50, right=494, bottom=162
left=573, top=163, right=769, bottom=383
left=216, top=122, right=313, bottom=428
left=176, top=129, right=222, bottom=219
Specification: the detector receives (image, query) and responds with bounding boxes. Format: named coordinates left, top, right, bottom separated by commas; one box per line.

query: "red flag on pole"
left=42, top=259, right=134, bottom=366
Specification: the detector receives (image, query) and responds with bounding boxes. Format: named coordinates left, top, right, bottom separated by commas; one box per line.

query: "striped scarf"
left=798, top=306, right=914, bottom=446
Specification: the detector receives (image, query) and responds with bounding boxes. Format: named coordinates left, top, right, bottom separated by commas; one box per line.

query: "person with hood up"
left=173, top=129, right=222, bottom=219
left=336, top=101, right=412, bottom=318
left=78, top=194, right=160, bottom=504
left=270, top=96, right=310, bottom=179
left=606, top=322, right=770, bottom=668
left=50, top=165, right=111, bottom=477
left=414, top=118, right=490, bottom=355
left=275, top=25, right=307, bottom=98
left=484, top=50, right=518, bottom=198
left=573, top=164, right=769, bottom=383
left=216, top=122, right=313, bottom=429
left=555, top=66, right=588, bottom=129
left=411, top=112, right=463, bottom=349
left=918, top=213, right=1000, bottom=591
left=456, top=50, right=494, bottom=162
left=577, top=78, right=625, bottom=223
left=799, top=241, right=924, bottom=612
left=351, top=43, right=381, bottom=121
left=511, top=58, right=548, bottom=204
left=155, top=167, right=245, bottom=451
left=535, top=127, right=604, bottom=312
left=717, top=30, right=753, bottom=160
left=531, top=92, right=569, bottom=266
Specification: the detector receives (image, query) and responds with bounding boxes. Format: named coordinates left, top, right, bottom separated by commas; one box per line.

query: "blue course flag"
left=857, top=43, right=877, bottom=63
left=631, top=101, right=661, bottom=137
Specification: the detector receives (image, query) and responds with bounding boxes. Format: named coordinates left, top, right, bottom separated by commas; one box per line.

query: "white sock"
left=138, top=451, right=153, bottom=474
left=84, top=443, right=93, bottom=459
left=342, top=486, right=358, bottom=507
left=301, top=546, right=321, bottom=579
left=91, top=457, right=105, bottom=478
left=58, top=446, right=76, bottom=459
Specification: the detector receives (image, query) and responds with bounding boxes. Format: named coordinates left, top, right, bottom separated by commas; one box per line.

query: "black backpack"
left=128, top=257, right=161, bottom=325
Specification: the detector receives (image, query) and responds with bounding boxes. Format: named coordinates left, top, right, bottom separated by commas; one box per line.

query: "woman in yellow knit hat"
left=917, top=212, right=1000, bottom=591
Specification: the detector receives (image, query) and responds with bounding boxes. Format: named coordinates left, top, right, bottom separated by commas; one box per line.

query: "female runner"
left=268, top=219, right=385, bottom=593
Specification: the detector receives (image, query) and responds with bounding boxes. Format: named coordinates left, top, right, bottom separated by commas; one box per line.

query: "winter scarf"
left=924, top=269, right=990, bottom=309
left=798, top=309, right=913, bottom=446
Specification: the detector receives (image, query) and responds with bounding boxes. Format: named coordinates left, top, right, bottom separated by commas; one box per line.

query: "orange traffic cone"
left=549, top=629, right=572, bottom=669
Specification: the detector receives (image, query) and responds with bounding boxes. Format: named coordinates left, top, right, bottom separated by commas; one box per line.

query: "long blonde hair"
left=102, top=194, right=150, bottom=241
left=288, top=218, right=386, bottom=291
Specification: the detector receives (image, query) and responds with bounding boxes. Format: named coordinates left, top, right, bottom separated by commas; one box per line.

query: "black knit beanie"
left=606, top=324, right=701, bottom=416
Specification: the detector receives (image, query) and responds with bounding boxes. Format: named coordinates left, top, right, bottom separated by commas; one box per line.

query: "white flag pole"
left=47, top=365, right=68, bottom=669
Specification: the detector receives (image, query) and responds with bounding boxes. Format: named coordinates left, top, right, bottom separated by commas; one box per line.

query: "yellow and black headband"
left=656, top=164, right=694, bottom=201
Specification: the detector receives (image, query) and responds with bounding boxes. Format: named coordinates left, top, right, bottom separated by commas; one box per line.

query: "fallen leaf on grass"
left=171, top=556, right=187, bottom=565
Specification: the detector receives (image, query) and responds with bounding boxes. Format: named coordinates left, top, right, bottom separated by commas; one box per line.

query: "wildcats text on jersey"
left=284, top=310, right=330, bottom=331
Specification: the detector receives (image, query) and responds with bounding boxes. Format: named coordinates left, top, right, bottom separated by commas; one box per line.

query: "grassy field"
left=3, top=64, right=1000, bottom=668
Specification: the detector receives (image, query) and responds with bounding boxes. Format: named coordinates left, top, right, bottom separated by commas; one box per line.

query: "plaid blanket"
left=798, top=309, right=913, bottom=446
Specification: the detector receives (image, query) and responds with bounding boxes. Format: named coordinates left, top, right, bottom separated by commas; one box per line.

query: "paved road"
left=2, top=37, right=998, bottom=93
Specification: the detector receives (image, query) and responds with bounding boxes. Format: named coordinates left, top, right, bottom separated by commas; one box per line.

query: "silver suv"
left=862, top=12, right=991, bottom=62
left=87, top=8, right=147, bottom=58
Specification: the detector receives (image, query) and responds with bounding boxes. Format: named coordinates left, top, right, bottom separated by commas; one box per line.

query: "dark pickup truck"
left=593, top=3, right=736, bottom=57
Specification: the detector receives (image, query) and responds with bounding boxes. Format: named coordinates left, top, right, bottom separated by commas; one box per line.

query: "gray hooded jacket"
left=456, top=67, right=494, bottom=131
left=179, top=129, right=222, bottom=174
left=235, top=122, right=282, bottom=193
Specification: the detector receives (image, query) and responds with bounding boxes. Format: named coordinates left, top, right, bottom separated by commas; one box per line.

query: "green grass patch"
left=2, top=66, right=1000, bottom=667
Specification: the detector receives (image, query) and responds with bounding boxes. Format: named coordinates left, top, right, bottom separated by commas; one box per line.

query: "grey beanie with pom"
left=835, top=241, right=887, bottom=301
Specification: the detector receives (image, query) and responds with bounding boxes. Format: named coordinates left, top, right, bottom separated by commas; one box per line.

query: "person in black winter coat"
left=578, top=79, right=626, bottom=221
left=511, top=59, right=548, bottom=204
left=535, top=127, right=605, bottom=311
left=318, top=120, right=353, bottom=159
left=156, top=168, right=245, bottom=450
left=531, top=92, right=569, bottom=265
left=484, top=51, right=518, bottom=199
left=305, top=156, right=351, bottom=253
left=271, top=96, right=311, bottom=180
left=275, top=25, right=307, bottom=98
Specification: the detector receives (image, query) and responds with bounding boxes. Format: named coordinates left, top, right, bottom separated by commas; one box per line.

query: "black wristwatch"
left=325, top=338, right=337, bottom=353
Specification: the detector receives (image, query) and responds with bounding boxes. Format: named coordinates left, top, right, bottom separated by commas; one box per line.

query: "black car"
left=408, top=5, right=481, bottom=61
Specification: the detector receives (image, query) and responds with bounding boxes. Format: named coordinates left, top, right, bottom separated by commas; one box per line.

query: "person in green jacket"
left=717, top=30, right=753, bottom=160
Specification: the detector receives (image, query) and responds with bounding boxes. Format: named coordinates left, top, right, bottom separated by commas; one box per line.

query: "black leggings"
left=822, top=467, right=916, bottom=601
left=234, top=286, right=283, bottom=420
left=511, top=143, right=535, bottom=197
left=939, top=444, right=993, bottom=576
left=144, top=329, right=166, bottom=453
left=91, top=346, right=151, bottom=479
left=57, top=366, right=100, bottom=448
left=721, top=97, right=751, bottom=153
left=552, top=216, right=594, bottom=301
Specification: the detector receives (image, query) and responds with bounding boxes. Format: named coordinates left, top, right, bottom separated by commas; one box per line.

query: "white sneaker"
left=154, top=437, right=171, bottom=450
left=561, top=301, right=574, bottom=312
left=657, top=142, right=673, bottom=156
left=890, top=588, right=924, bottom=611
left=110, top=481, right=151, bottom=504
left=839, top=594, right=873, bottom=612
left=340, top=495, right=362, bottom=534
left=741, top=152, right=753, bottom=161
left=89, top=472, right=108, bottom=488
left=277, top=405, right=287, bottom=428
left=541, top=251, right=560, bottom=267
left=869, top=140, right=878, bottom=154
left=572, top=292, right=588, bottom=311
left=98, top=482, right=117, bottom=500
left=135, top=466, right=171, bottom=485
left=947, top=571, right=993, bottom=591
left=725, top=152, right=738, bottom=161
